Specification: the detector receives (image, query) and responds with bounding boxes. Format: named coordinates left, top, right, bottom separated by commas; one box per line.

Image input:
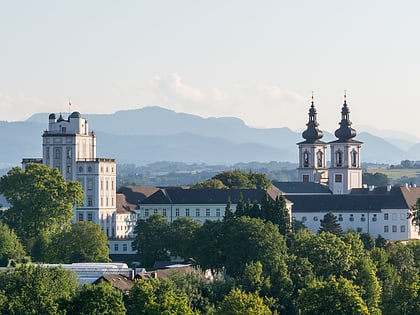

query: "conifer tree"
left=318, top=212, right=343, bottom=236
left=224, top=197, right=234, bottom=221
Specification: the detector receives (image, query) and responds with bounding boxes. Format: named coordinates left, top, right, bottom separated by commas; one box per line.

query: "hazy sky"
left=1, top=1, right=420, bottom=138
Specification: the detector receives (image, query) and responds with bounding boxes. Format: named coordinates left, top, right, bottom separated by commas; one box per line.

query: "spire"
left=302, top=92, right=324, bottom=142
left=334, top=91, right=357, bottom=141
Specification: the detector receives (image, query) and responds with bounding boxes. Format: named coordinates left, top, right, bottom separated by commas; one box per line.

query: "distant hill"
left=0, top=106, right=415, bottom=166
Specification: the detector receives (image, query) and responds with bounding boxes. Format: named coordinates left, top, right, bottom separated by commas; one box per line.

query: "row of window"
left=384, top=225, right=405, bottom=233
left=300, top=213, right=407, bottom=222
left=143, top=208, right=221, bottom=217
left=113, top=243, right=135, bottom=252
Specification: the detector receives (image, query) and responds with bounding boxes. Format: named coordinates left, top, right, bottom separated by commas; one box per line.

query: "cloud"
left=152, top=73, right=204, bottom=103
left=256, top=85, right=305, bottom=103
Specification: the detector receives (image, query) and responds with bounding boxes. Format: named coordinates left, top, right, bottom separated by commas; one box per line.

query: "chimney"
left=130, top=269, right=135, bottom=281
left=386, top=185, right=392, bottom=192
left=369, top=185, right=375, bottom=192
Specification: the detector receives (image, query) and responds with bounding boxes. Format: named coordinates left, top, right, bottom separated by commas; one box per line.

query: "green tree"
left=238, top=261, right=271, bottom=295
left=298, top=277, right=370, bottom=315
left=215, top=288, right=271, bottom=315
left=0, top=163, right=84, bottom=255
left=125, top=278, right=195, bottom=315
left=48, top=221, right=110, bottom=263
left=410, top=197, right=420, bottom=230
left=0, top=221, right=25, bottom=266
left=360, top=232, right=376, bottom=251
left=234, top=193, right=245, bottom=217
left=0, top=265, right=78, bottom=315
left=212, top=170, right=271, bottom=189
left=362, top=172, right=390, bottom=186
left=190, top=178, right=228, bottom=189
left=318, top=211, right=343, bottom=236
left=271, top=195, right=291, bottom=235
left=132, top=214, right=170, bottom=267
left=222, top=216, right=288, bottom=278
left=291, top=231, right=355, bottom=278
left=168, top=217, right=201, bottom=259
left=224, top=197, right=234, bottom=221
left=68, top=282, right=126, bottom=315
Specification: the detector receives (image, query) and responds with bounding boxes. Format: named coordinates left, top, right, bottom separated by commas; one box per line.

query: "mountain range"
left=0, top=106, right=418, bottom=167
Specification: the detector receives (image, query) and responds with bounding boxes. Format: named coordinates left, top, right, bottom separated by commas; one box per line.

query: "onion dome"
left=48, top=113, right=56, bottom=120
left=302, top=97, right=324, bottom=142
left=334, top=95, right=357, bottom=141
left=69, top=111, right=82, bottom=119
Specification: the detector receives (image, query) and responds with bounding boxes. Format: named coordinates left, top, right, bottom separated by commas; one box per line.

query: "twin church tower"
left=297, top=95, right=362, bottom=194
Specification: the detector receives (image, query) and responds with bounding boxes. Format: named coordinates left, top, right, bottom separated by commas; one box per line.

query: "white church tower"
left=328, top=95, right=363, bottom=194
left=297, top=96, right=328, bottom=184
left=42, top=112, right=117, bottom=238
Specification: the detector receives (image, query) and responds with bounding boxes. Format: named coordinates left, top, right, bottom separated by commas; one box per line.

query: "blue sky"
left=1, top=1, right=419, bottom=138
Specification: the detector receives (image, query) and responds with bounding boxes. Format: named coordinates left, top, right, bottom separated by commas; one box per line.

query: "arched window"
left=317, top=150, right=323, bottom=167
left=336, top=150, right=343, bottom=167
left=351, top=150, right=358, bottom=167
left=55, top=148, right=61, bottom=159
left=303, top=151, right=309, bottom=167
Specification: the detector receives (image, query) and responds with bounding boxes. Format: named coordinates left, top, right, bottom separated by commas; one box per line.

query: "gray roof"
left=140, top=188, right=280, bottom=205
left=272, top=181, right=332, bottom=194
left=287, top=186, right=420, bottom=213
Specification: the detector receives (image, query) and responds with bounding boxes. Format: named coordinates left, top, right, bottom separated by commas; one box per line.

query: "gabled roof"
left=140, top=188, right=281, bottom=205
left=93, top=273, right=135, bottom=291
left=116, top=186, right=160, bottom=213
left=272, top=181, right=332, bottom=195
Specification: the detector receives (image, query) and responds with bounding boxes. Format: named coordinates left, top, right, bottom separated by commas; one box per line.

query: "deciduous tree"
left=0, top=163, right=84, bottom=255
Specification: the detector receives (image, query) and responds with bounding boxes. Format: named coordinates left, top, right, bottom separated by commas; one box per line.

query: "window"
left=392, top=225, right=397, bottom=232
left=335, top=174, right=342, bottom=183
left=87, top=197, right=93, bottom=207
left=185, top=208, right=190, bottom=217
left=401, top=225, right=406, bottom=233
left=361, top=214, right=366, bottom=222
left=216, top=208, right=221, bottom=217
left=351, top=150, right=357, bottom=167
left=163, top=208, right=167, bottom=217
left=78, top=213, right=84, bottom=221
left=338, top=214, right=343, bottom=222
left=196, top=208, right=200, bottom=217
left=114, top=244, right=119, bottom=252
left=87, top=179, right=93, bottom=190
left=357, top=227, right=362, bottom=233
left=88, top=166, right=92, bottom=172
left=336, top=150, right=343, bottom=167
left=78, top=166, right=83, bottom=173
left=303, top=175, right=309, bottom=183
left=66, top=148, right=72, bottom=159
left=317, top=150, right=323, bottom=167
left=87, top=213, right=93, bottom=222
left=123, top=244, right=127, bottom=252
left=313, top=216, right=318, bottom=221
left=206, top=208, right=210, bottom=217
left=145, top=209, right=149, bottom=217
left=372, top=214, right=377, bottom=222
left=175, top=208, right=179, bottom=217
left=154, top=208, right=158, bottom=214
left=303, top=151, right=309, bottom=167
left=392, top=213, right=397, bottom=221
left=384, top=225, right=389, bottom=233
left=55, top=148, right=61, bottom=159
left=46, top=147, right=50, bottom=159
left=384, top=213, right=389, bottom=220
left=66, top=165, right=71, bottom=173
left=349, top=214, right=354, bottom=222
left=400, top=213, right=406, bottom=220
left=302, top=216, right=307, bottom=222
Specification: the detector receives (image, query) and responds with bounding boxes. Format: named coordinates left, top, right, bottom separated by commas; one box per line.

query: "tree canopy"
left=0, top=163, right=84, bottom=255
left=0, top=221, right=25, bottom=266
left=194, top=170, right=272, bottom=189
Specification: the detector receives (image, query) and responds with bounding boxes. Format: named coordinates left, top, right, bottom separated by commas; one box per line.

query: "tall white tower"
left=297, top=97, right=328, bottom=184
left=42, top=112, right=117, bottom=237
left=328, top=96, right=363, bottom=194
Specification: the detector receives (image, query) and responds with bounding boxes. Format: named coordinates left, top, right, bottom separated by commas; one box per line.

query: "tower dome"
left=302, top=97, right=324, bottom=142
left=334, top=96, right=356, bottom=141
